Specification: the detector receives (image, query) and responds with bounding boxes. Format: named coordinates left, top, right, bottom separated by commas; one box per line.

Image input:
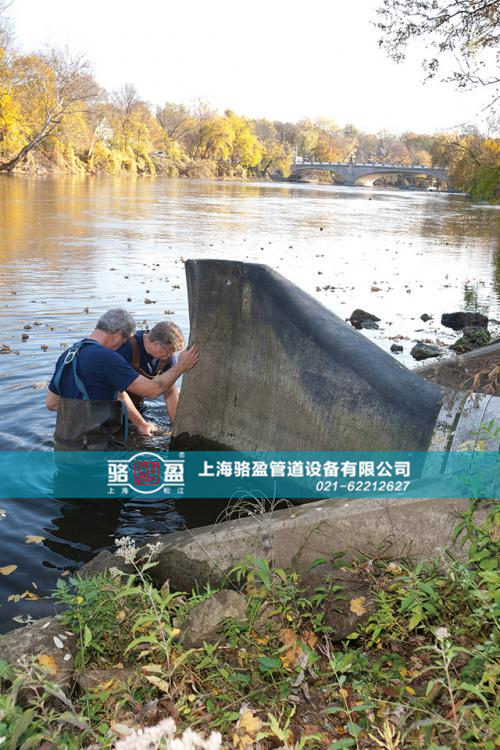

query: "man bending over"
left=117, top=321, right=185, bottom=436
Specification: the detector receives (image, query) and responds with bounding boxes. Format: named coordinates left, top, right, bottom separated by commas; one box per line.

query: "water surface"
left=0, top=176, right=498, bottom=629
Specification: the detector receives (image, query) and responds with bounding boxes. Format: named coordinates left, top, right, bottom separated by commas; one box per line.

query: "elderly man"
left=46, top=308, right=199, bottom=450
left=116, top=321, right=185, bottom=436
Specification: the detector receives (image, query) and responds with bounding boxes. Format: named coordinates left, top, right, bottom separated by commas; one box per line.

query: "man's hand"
left=177, top=345, right=199, bottom=373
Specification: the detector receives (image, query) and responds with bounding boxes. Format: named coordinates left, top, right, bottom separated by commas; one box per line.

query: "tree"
left=0, top=49, right=98, bottom=171
left=376, top=0, right=499, bottom=109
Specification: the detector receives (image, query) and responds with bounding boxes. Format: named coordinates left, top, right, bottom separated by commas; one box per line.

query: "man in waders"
left=116, top=321, right=185, bottom=436
left=45, top=309, right=199, bottom=450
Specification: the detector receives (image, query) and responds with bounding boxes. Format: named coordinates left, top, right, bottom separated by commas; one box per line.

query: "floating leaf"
left=0, top=565, right=17, bottom=576
left=25, top=535, right=45, bottom=544
left=349, top=597, right=367, bottom=616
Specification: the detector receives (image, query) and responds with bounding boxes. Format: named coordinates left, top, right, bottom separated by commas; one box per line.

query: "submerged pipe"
left=171, top=260, right=499, bottom=452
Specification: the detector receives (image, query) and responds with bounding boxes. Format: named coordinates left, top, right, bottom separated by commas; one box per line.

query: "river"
left=0, top=175, right=498, bottom=630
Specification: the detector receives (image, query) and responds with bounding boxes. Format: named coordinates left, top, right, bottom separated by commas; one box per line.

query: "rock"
left=77, top=667, right=136, bottom=692
left=410, top=343, right=443, bottom=361
left=179, top=590, right=247, bottom=648
left=78, top=550, right=133, bottom=578
left=301, top=567, right=374, bottom=641
left=348, top=309, right=381, bottom=330
left=23, top=324, right=32, bottom=330
left=450, top=327, right=491, bottom=354
left=21, top=333, right=29, bottom=341
left=390, top=344, right=403, bottom=353
left=0, top=616, right=77, bottom=690
left=441, top=312, right=488, bottom=331
left=360, top=320, right=379, bottom=329
left=420, top=314, right=432, bottom=322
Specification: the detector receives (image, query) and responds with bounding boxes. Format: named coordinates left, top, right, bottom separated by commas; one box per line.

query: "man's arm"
left=46, top=390, right=61, bottom=411
left=128, top=345, right=199, bottom=399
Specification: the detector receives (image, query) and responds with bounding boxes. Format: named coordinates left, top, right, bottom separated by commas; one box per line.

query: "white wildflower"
left=147, top=541, right=163, bottom=555
left=435, top=627, right=450, bottom=641
left=113, top=718, right=221, bottom=750
left=108, top=566, right=124, bottom=578
left=114, top=536, right=138, bottom=565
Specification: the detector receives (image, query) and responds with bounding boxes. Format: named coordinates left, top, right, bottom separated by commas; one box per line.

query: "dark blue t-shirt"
left=117, top=330, right=177, bottom=376
left=48, top=340, right=139, bottom=400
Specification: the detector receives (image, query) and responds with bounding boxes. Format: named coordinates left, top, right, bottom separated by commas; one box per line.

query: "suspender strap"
left=129, top=334, right=141, bottom=371
left=52, top=339, right=100, bottom=400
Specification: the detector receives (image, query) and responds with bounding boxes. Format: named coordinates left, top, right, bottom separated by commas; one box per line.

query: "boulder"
left=348, top=309, right=381, bottom=329
left=390, top=344, right=403, bottom=353
left=301, top=567, right=374, bottom=641
left=441, top=312, right=488, bottom=331
left=420, top=314, right=432, bottom=322
left=179, top=590, right=247, bottom=648
left=77, top=667, right=136, bottom=692
left=410, top=343, right=443, bottom=361
left=0, top=616, right=77, bottom=690
left=78, top=550, right=133, bottom=578
left=360, top=320, right=379, bottom=330
left=450, top=327, right=491, bottom=354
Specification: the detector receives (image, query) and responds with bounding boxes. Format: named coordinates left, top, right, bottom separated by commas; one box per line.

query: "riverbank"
left=0, top=500, right=497, bottom=749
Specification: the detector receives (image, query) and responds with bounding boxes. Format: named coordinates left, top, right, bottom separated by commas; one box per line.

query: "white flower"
left=113, top=718, right=221, bottom=750
left=435, top=627, right=450, bottom=641
left=147, top=541, right=163, bottom=555
left=114, top=536, right=138, bottom=565
left=108, top=567, right=124, bottom=578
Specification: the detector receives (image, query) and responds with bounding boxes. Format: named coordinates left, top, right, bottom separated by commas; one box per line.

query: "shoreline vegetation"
left=0, top=25, right=498, bottom=202
left=0, top=501, right=498, bottom=749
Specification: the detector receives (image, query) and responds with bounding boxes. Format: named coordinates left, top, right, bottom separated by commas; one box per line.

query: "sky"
left=8, top=0, right=491, bottom=135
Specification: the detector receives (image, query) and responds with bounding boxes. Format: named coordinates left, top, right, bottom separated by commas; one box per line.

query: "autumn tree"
left=0, top=49, right=98, bottom=171
left=376, top=0, right=500, bottom=110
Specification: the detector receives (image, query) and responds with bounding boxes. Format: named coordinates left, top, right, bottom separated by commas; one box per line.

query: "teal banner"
left=0, top=450, right=497, bottom=499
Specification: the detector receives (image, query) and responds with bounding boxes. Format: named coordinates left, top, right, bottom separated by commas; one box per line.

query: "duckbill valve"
left=171, top=260, right=499, bottom=452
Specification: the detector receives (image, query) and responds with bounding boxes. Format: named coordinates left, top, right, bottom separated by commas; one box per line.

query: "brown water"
left=0, top=175, right=498, bottom=629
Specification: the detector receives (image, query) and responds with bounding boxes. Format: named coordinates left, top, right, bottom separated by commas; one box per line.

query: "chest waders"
left=52, top=339, right=129, bottom=451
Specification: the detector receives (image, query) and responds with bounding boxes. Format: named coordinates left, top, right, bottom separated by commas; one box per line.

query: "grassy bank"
left=1, top=501, right=498, bottom=749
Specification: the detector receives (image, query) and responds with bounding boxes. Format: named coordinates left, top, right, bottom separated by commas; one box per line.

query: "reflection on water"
left=0, top=176, right=498, bottom=630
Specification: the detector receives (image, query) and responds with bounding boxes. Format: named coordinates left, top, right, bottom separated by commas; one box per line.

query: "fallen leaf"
left=145, top=674, right=170, bottom=693
left=142, top=664, right=163, bottom=673
left=0, top=565, right=17, bottom=576
left=38, top=654, right=58, bottom=675
left=25, top=535, right=45, bottom=543
left=350, top=597, right=367, bottom=616
left=115, top=610, right=126, bottom=623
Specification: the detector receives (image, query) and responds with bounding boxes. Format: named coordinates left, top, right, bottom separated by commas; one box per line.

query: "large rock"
left=0, top=616, right=77, bottom=690
left=410, top=342, right=443, bottom=361
left=441, top=312, right=488, bottom=331
left=349, top=308, right=381, bottom=329
left=302, top=567, right=374, bottom=641
left=450, top=327, right=491, bottom=353
left=77, top=667, right=136, bottom=692
left=179, top=590, right=247, bottom=647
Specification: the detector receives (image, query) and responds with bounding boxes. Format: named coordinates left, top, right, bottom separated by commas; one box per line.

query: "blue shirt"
left=48, top=340, right=139, bottom=400
left=117, top=330, right=177, bottom=376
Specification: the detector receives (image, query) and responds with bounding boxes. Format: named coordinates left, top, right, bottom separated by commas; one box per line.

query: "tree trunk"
left=0, top=119, right=54, bottom=172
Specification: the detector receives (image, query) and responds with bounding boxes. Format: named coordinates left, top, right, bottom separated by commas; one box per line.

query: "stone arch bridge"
left=290, top=160, right=448, bottom=187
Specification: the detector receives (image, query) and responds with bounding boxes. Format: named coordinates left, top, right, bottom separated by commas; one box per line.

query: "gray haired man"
left=46, top=308, right=199, bottom=449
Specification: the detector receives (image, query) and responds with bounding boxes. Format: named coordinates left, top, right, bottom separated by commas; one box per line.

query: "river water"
left=0, top=176, right=498, bottom=630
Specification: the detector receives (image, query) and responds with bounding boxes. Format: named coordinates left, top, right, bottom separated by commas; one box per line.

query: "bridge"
left=290, top=160, right=448, bottom=187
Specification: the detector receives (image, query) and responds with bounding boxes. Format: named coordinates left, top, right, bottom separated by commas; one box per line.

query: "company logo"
left=107, top=451, right=185, bottom=495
